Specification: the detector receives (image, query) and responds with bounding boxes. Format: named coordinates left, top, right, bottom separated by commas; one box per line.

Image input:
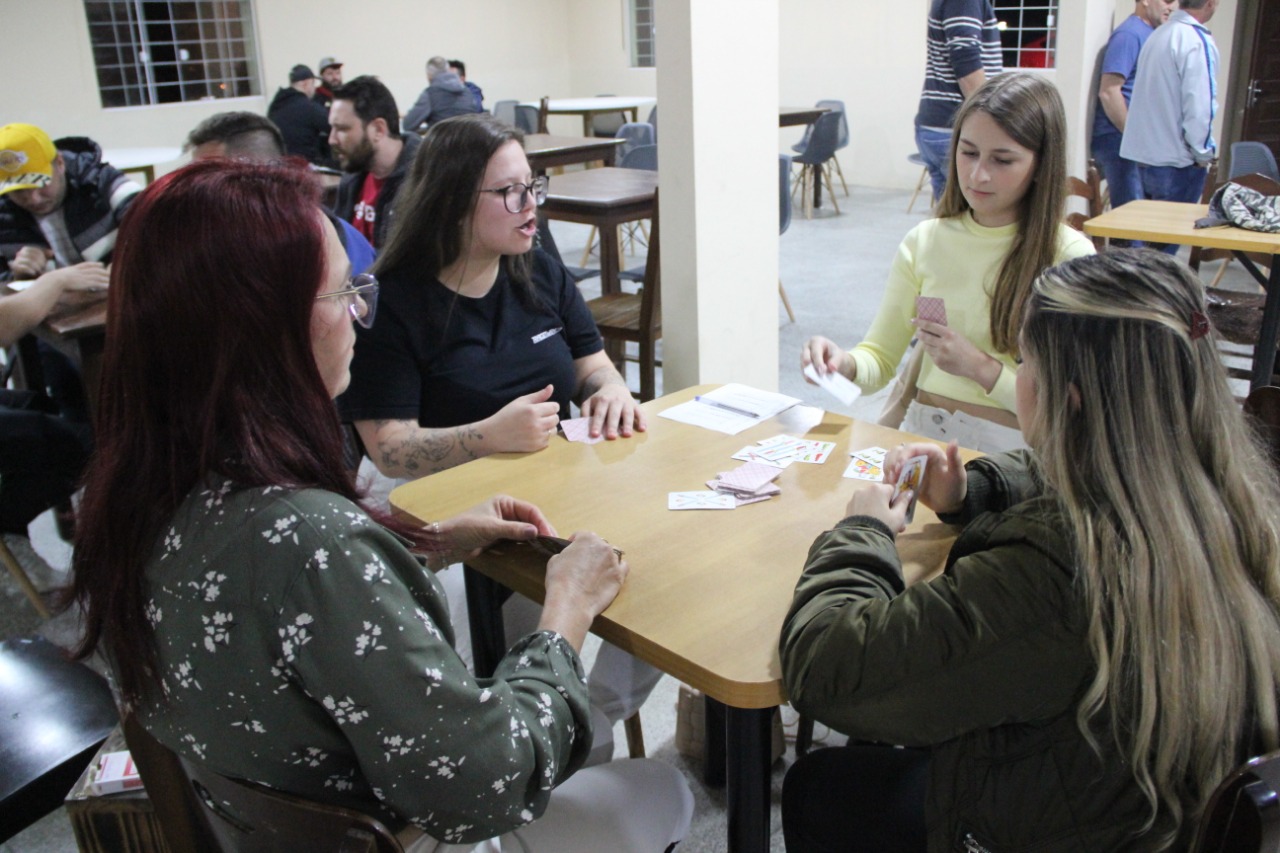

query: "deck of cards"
left=894, top=455, right=928, bottom=524
left=916, top=296, right=948, bottom=326
left=843, top=445, right=888, bottom=481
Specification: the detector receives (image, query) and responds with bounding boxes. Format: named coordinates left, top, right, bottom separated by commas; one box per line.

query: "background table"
left=778, top=106, right=829, bottom=128
left=1084, top=200, right=1280, bottom=388
left=101, top=147, right=182, bottom=185
left=525, top=134, right=624, bottom=173
left=391, top=384, right=974, bottom=852
left=542, top=166, right=658, bottom=296
left=522, top=97, right=655, bottom=136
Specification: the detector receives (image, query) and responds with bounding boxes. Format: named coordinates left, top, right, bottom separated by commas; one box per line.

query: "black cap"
left=289, top=64, right=316, bottom=83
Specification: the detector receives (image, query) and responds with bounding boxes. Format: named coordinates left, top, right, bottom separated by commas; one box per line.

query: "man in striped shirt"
left=914, top=0, right=1004, bottom=204
left=1120, top=0, right=1220, bottom=252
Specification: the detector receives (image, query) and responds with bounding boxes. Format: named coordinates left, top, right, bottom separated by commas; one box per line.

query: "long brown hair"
left=937, top=72, right=1067, bottom=354
left=70, top=160, right=389, bottom=705
left=1022, top=251, right=1280, bottom=847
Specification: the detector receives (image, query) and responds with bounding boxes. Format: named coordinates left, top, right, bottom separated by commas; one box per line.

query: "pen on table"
left=695, top=396, right=760, bottom=418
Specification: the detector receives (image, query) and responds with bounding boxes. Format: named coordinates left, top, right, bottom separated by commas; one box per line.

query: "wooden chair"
left=0, top=534, right=50, bottom=617
left=1065, top=161, right=1105, bottom=249
left=1191, top=172, right=1280, bottom=290
left=536, top=95, right=550, bottom=134
left=122, top=714, right=404, bottom=853
left=1191, top=749, right=1280, bottom=852
left=0, top=636, right=118, bottom=842
left=586, top=191, right=662, bottom=401
left=906, top=152, right=930, bottom=213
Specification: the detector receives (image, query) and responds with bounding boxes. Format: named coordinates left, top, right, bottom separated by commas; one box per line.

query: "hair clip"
left=1189, top=310, right=1210, bottom=341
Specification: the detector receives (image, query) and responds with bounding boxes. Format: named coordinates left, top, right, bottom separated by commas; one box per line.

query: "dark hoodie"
left=402, top=71, right=482, bottom=132
left=267, top=86, right=334, bottom=167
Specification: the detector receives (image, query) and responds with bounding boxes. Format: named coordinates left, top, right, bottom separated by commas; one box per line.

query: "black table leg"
left=463, top=565, right=510, bottom=678
left=703, top=695, right=726, bottom=787
left=727, top=705, right=775, bottom=853
left=1250, top=258, right=1280, bottom=390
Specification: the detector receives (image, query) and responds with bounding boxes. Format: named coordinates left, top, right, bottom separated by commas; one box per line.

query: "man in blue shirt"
left=1091, top=0, right=1175, bottom=213
left=1121, top=0, right=1221, bottom=252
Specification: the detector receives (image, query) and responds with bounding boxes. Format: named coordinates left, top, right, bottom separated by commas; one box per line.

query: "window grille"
left=994, top=0, right=1058, bottom=70
left=631, top=0, right=655, bottom=68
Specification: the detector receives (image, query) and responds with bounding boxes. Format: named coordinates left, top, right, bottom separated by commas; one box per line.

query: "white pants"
left=403, top=758, right=695, bottom=852
left=901, top=400, right=1027, bottom=454
left=359, top=460, right=664, bottom=754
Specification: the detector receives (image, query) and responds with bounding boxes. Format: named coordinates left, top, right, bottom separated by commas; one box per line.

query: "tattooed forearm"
left=369, top=419, right=488, bottom=479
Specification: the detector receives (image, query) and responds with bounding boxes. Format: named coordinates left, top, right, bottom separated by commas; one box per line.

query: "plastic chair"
left=0, top=636, right=118, bottom=842
left=791, top=111, right=842, bottom=218
left=513, top=105, right=540, bottom=134
left=586, top=191, right=663, bottom=401
left=792, top=100, right=849, bottom=196
left=647, top=105, right=658, bottom=141
left=906, top=152, right=931, bottom=213
left=615, top=122, right=655, bottom=162
left=778, top=154, right=796, bottom=323
left=492, top=99, right=517, bottom=128
left=1229, top=141, right=1280, bottom=182
left=123, top=713, right=404, bottom=853
left=590, top=94, right=627, bottom=139
left=1191, top=749, right=1280, bottom=852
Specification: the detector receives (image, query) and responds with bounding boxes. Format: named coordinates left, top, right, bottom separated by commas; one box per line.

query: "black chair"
left=791, top=111, right=843, bottom=218
left=779, top=154, right=796, bottom=323
left=791, top=99, right=849, bottom=196
left=1191, top=749, right=1280, bottom=852
left=513, top=104, right=540, bottom=134
left=123, top=714, right=404, bottom=853
left=0, top=636, right=118, bottom=842
left=590, top=94, right=627, bottom=139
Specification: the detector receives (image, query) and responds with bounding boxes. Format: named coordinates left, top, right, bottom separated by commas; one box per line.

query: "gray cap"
left=317, top=56, right=343, bottom=72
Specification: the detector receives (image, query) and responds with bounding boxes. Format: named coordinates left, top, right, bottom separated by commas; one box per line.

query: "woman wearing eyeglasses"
left=69, top=159, right=692, bottom=852
left=338, top=114, right=659, bottom=762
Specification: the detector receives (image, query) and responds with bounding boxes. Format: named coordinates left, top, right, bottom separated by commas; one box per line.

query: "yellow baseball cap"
left=0, top=124, right=57, bottom=197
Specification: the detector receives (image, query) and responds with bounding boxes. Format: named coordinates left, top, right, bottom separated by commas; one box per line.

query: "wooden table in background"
left=524, top=134, right=624, bottom=173
left=778, top=106, right=829, bottom=128
left=1084, top=200, right=1280, bottom=388
left=29, top=296, right=107, bottom=421
left=541, top=166, right=658, bottom=296
left=523, top=97, right=655, bottom=136
left=391, top=384, right=974, bottom=853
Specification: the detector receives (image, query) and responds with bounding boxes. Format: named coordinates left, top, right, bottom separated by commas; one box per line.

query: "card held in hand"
left=916, top=296, right=948, bottom=326
left=894, top=454, right=928, bottom=524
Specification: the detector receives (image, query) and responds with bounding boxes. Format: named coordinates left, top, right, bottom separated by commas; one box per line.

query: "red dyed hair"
left=70, top=159, right=369, bottom=704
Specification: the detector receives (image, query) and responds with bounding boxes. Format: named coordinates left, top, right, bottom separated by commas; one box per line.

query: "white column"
left=654, top=0, right=781, bottom=393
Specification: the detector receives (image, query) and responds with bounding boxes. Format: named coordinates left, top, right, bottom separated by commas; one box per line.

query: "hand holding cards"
left=894, top=455, right=928, bottom=524
left=916, top=296, right=947, bottom=326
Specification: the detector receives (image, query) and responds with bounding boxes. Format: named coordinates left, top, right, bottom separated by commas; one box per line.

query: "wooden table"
left=390, top=385, right=972, bottom=853
left=522, top=97, right=655, bottom=137
left=29, top=296, right=108, bottom=421
left=1084, top=200, right=1280, bottom=388
left=524, top=134, right=624, bottom=173
left=779, top=106, right=830, bottom=128
left=542, top=166, right=658, bottom=297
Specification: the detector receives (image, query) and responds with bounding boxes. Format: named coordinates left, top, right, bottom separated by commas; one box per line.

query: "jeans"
left=915, top=125, right=952, bottom=205
left=1139, top=163, right=1209, bottom=254
left=1091, top=132, right=1144, bottom=210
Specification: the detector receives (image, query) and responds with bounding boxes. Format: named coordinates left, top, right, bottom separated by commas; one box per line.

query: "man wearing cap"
left=315, top=56, right=343, bottom=111
left=267, top=64, right=335, bottom=167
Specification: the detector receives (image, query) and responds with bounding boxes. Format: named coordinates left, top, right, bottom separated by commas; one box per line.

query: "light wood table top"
left=524, top=134, right=624, bottom=172
left=391, top=384, right=974, bottom=710
left=1083, top=200, right=1280, bottom=254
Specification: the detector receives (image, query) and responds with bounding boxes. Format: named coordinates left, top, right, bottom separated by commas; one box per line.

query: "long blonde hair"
left=1022, top=251, right=1280, bottom=847
left=937, top=72, right=1067, bottom=355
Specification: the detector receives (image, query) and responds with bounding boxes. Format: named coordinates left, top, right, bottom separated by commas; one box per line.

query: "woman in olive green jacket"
left=780, top=251, right=1280, bottom=852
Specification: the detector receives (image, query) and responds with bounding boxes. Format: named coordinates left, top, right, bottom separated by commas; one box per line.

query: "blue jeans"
left=1139, top=163, right=1209, bottom=254
left=915, top=125, right=952, bottom=205
left=1092, top=132, right=1145, bottom=247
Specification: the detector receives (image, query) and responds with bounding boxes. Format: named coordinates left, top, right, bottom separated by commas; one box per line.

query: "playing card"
left=791, top=440, right=836, bottom=464
left=731, top=447, right=793, bottom=469
left=715, top=462, right=780, bottom=494
left=560, top=417, right=604, bottom=444
left=894, top=455, right=928, bottom=524
left=842, top=456, right=884, bottom=481
left=668, top=491, right=736, bottom=510
left=708, top=479, right=781, bottom=497
left=850, top=445, right=888, bottom=465
left=803, top=363, right=861, bottom=406
left=916, top=296, right=948, bottom=326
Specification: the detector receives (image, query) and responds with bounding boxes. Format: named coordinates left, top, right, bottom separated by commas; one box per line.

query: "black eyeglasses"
left=478, top=176, right=549, bottom=213
left=315, top=273, right=379, bottom=329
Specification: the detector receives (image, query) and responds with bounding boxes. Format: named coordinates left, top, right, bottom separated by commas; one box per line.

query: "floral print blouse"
left=130, top=479, right=592, bottom=845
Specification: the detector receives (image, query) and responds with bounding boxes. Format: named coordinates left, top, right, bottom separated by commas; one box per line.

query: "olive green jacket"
left=780, top=451, right=1174, bottom=852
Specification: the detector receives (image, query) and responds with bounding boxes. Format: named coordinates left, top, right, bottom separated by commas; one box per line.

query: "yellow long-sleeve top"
left=849, top=213, right=1096, bottom=413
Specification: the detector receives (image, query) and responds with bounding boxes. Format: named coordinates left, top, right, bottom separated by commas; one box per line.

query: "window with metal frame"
left=84, top=0, right=261, bottom=108
left=994, top=0, right=1058, bottom=70
left=630, top=0, right=655, bottom=68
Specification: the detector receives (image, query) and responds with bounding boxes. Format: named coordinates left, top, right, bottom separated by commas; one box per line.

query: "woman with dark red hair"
left=69, top=159, right=691, bottom=851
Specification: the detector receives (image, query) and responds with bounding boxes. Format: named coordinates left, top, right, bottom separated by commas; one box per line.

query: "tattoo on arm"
left=374, top=420, right=486, bottom=478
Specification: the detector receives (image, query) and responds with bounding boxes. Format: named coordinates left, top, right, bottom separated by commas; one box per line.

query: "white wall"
left=4, top=0, right=1242, bottom=188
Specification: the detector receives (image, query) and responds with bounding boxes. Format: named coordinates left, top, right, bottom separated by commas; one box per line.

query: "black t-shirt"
left=338, top=250, right=603, bottom=428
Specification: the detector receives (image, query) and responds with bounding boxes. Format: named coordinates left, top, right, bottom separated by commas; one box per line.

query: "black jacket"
left=267, top=87, right=334, bottom=166
left=0, top=136, right=140, bottom=282
left=332, top=133, right=421, bottom=250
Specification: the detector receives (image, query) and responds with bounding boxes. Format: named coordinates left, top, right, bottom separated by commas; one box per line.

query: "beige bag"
left=876, top=340, right=925, bottom=428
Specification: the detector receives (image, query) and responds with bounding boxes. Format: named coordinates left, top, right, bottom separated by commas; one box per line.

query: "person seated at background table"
left=185, top=110, right=375, bottom=276
left=779, top=250, right=1280, bottom=852
left=402, top=56, right=483, bottom=133
left=67, top=159, right=693, bottom=852
left=802, top=73, right=1095, bottom=453
left=338, top=113, right=653, bottom=764
left=0, top=122, right=138, bottom=422
left=449, top=59, right=484, bottom=112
